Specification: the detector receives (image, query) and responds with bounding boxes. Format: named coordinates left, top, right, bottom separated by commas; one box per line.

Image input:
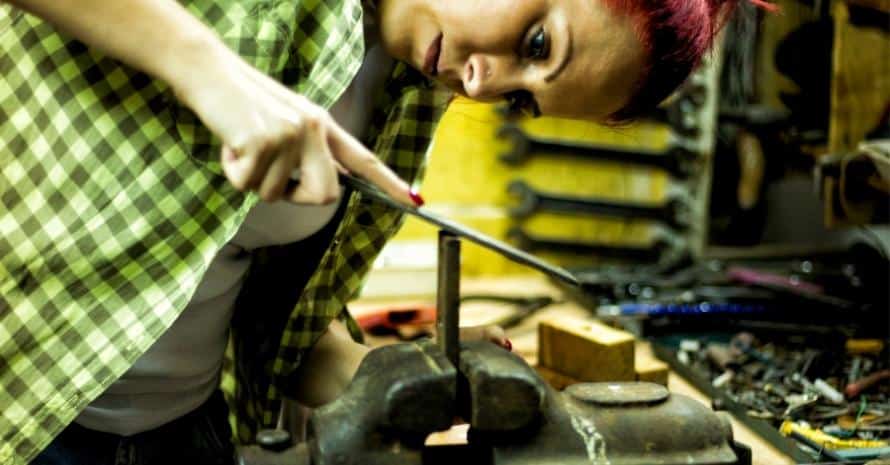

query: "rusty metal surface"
left=309, top=340, right=456, bottom=465
left=240, top=228, right=747, bottom=465
left=241, top=340, right=748, bottom=465
left=458, top=340, right=545, bottom=432
left=436, top=231, right=461, bottom=368
left=564, top=382, right=670, bottom=406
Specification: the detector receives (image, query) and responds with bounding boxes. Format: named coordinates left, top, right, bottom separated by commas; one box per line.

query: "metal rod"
left=437, top=231, right=461, bottom=368
left=340, top=173, right=580, bottom=287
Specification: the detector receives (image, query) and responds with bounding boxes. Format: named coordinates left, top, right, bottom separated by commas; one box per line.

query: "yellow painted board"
left=420, top=99, right=670, bottom=206
left=828, top=1, right=890, bottom=153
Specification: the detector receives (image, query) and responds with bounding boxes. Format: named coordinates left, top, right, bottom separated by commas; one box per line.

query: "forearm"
left=291, top=320, right=369, bottom=407
left=6, top=0, right=233, bottom=100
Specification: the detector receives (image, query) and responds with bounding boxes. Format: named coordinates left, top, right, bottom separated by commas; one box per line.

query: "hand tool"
left=507, top=226, right=667, bottom=262
left=597, top=302, right=768, bottom=318
left=507, top=179, right=690, bottom=229
left=497, top=124, right=697, bottom=178
left=460, top=294, right=555, bottom=329
left=497, top=84, right=705, bottom=137
left=354, top=304, right=437, bottom=337
left=779, top=421, right=847, bottom=462
left=647, top=92, right=704, bottom=137
left=338, top=173, right=580, bottom=287
left=846, top=370, right=890, bottom=399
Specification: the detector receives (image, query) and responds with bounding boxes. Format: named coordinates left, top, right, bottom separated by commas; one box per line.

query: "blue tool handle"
left=602, top=302, right=767, bottom=317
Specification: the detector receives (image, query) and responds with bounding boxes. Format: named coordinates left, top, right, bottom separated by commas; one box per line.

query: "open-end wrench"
left=497, top=124, right=697, bottom=178
left=496, top=83, right=707, bottom=138
left=507, top=180, right=690, bottom=229
left=507, top=227, right=667, bottom=263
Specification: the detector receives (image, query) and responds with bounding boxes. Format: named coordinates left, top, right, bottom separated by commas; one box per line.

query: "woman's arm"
left=292, top=320, right=369, bottom=407
left=6, top=0, right=229, bottom=102
left=6, top=0, right=419, bottom=206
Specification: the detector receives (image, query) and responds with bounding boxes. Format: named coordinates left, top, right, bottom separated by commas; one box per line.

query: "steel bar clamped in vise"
left=437, top=231, right=461, bottom=368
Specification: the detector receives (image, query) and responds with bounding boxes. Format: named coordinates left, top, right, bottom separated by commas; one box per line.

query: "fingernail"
left=408, top=189, right=425, bottom=207
left=505, top=339, right=513, bottom=352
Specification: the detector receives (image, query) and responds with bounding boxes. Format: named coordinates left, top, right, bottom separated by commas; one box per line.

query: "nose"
left=462, top=53, right=520, bottom=101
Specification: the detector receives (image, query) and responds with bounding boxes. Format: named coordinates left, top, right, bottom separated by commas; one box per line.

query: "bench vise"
left=240, top=231, right=751, bottom=465
left=241, top=338, right=750, bottom=465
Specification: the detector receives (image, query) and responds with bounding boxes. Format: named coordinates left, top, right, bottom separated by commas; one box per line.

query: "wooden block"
left=535, top=365, right=581, bottom=391
left=538, top=315, right=635, bottom=382
left=635, top=356, right=669, bottom=386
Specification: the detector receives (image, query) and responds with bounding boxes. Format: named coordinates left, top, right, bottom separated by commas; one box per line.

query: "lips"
left=423, top=33, right=443, bottom=76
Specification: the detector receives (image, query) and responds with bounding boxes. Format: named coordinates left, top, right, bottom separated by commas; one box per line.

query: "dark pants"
left=31, top=390, right=235, bottom=465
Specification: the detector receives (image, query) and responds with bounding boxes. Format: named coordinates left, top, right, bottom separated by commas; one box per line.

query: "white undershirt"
left=76, top=41, right=393, bottom=436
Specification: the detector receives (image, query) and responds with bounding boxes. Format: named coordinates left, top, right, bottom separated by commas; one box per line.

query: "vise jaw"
left=289, top=339, right=750, bottom=465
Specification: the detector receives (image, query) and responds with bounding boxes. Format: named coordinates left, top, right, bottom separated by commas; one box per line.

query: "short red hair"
left=607, top=0, right=776, bottom=121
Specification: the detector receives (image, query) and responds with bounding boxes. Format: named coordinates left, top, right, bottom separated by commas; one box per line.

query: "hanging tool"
left=507, top=226, right=668, bottom=262
left=497, top=124, right=697, bottom=178
left=507, top=179, right=689, bottom=229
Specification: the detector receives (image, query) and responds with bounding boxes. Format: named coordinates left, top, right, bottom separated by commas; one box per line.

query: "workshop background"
left=349, top=0, right=890, bottom=464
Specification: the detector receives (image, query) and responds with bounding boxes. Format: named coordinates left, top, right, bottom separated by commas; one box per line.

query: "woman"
left=0, top=0, right=747, bottom=463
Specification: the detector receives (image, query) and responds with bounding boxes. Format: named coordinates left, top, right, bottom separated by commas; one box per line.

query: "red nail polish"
left=505, top=339, right=513, bottom=352
left=409, top=189, right=425, bottom=207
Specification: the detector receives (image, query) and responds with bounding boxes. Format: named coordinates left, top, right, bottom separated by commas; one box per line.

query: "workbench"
left=351, top=276, right=796, bottom=465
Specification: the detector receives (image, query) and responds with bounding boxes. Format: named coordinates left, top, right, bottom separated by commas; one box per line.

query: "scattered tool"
left=356, top=295, right=556, bottom=340
left=497, top=124, right=697, bottom=178
left=507, top=226, right=668, bottom=262
left=846, top=370, right=890, bottom=399
left=506, top=179, right=689, bottom=229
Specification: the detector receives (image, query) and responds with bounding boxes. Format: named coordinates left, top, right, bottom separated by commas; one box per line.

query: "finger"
left=242, top=142, right=278, bottom=191
left=482, top=326, right=509, bottom=348
left=326, top=123, right=421, bottom=207
left=258, top=152, right=296, bottom=202
left=333, top=159, right=349, bottom=176
left=287, top=154, right=339, bottom=205
left=286, top=122, right=339, bottom=205
left=221, top=145, right=254, bottom=191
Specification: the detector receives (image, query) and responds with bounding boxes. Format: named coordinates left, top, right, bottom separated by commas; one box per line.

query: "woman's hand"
left=7, top=0, right=418, bottom=207
left=459, top=325, right=511, bottom=351
left=177, top=52, right=417, bottom=205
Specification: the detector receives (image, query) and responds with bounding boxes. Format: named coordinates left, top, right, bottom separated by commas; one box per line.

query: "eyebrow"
left=544, top=24, right=573, bottom=83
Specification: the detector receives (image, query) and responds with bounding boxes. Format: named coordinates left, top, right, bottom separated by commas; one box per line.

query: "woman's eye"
left=527, top=27, right=549, bottom=59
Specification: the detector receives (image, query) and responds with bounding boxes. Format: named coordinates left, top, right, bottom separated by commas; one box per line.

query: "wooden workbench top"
left=350, top=276, right=795, bottom=465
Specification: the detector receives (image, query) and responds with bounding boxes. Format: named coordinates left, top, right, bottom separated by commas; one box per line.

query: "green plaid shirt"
left=0, top=1, right=448, bottom=462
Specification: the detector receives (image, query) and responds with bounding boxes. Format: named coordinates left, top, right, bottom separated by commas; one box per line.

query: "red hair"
left=606, top=0, right=776, bottom=121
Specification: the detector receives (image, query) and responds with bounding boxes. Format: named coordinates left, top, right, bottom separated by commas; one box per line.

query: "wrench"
left=497, top=124, right=697, bottom=178
left=507, top=180, right=689, bottom=229
left=507, top=227, right=666, bottom=262
left=496, top=83, right=707, bottom=138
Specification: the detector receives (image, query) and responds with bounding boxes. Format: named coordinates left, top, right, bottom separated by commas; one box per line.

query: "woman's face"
left=377, top=0, right=648, bottom=120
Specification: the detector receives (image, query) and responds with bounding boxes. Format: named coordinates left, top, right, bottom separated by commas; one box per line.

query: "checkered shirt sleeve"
left=0, top=0, right=367, bottom=462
